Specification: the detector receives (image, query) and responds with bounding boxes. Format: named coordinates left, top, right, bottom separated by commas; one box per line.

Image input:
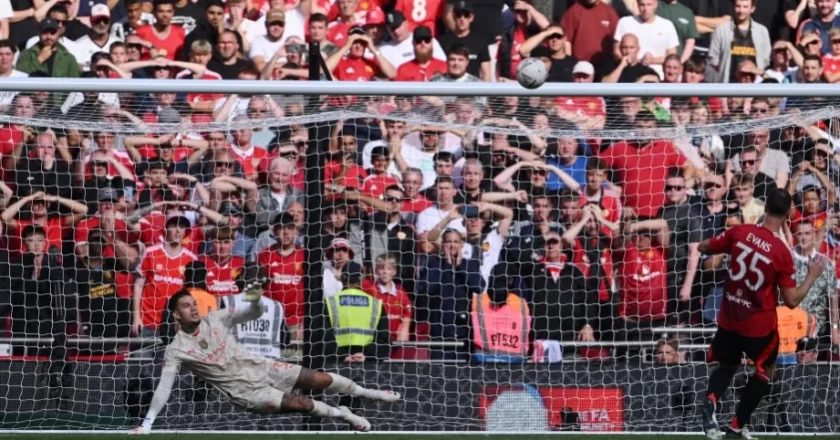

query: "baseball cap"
left=348, top=25, right=366, bottom=36
left=326, top=237, right=355, bottom=259
left=386, top=10, right=405, bottom=30
left=91, top=4, right=111, bottom=19
left=413, top=25, right=433, bottom=41
left=572, top=61, right=594, bottom=76
left=98, top=188, right=120, bottom=203
left=266, top=8, right=285, bottom=24
left=40, top=18, right=59, bottom=31
left=365, top=8, right=385, bottom=25
left=271, top=212, right=297, bottom=229
left=453, top=0, right=473, bottom=13
left=219, top=202, right=244, bottom=216
left=370, top=145, right=390, bottom=158
left=341, top=260, right=364, bottom=285
left=165, top=214, right=191, bottom=229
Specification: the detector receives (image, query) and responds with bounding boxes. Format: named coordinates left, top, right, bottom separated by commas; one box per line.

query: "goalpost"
left=0, top=78, right=839, bottom=434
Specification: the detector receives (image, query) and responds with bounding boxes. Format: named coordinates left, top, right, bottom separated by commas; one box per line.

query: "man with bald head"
left=602, top=34, right=659, bottom=83
left=613, top=0, right=679, bottom=78
left=255, top=156, right=304, bottom=233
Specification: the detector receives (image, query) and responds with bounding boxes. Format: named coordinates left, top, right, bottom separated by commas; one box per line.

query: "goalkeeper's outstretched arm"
left=131, top=363, right=179, bottom=434
left=226, top=282, right=264, bottom=326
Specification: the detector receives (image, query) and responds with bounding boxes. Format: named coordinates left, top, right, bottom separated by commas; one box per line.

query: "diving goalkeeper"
left=130, top=278, right=400, bottom=433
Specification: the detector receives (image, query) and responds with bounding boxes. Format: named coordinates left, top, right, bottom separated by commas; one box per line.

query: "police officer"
left=325, top=262, right=391, bottom=363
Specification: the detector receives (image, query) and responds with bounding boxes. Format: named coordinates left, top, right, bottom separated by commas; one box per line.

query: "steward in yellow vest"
left=325, top=263, right=390, bottom=362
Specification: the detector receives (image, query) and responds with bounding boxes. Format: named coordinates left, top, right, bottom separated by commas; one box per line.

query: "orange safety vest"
left=776, top=306, right=817, bottom=354
left=188, top=287, right=220, bottom=317
left=470, top=292, right=532, bottom=358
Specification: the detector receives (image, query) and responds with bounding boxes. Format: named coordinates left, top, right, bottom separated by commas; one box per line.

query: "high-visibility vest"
left=776, top=306, right=817, bottom=355
left=470, top=292, right=531, bottom=358
left=326, top=288, right=383, bottom=348
left=187, top=288, right=219, bottom=317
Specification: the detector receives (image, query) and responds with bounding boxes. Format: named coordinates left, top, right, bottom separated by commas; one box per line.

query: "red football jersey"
left=334, top=57, right=382, bottom=81
left=706, top=224, right=796, bottom=337
left=138, top=211, right=202, bottom=255
left=200, top=255, right=245, bottom=296
left=134, top=25, right=186, bottom=60
left=395, top=58, right=447, bottom=81
left=394, top=0, right=444, bottom=35
left=259, top=246, right=305, bottom=327
left=137, top=244, right=197, bottom=328
left=362, top=173, right=399, bottom=199
left=228, top=144, right=268, bottom=178
left=361, top=279, right=413, bottom=338
left=616, top=244, right=667, bottom=321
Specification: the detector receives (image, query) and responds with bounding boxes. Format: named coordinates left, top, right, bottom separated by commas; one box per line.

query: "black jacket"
left=363, top=213, right=417, bottom=291
left=524, top=261, right=594, bottom=342
left=2, top=252, right=67, bottom=337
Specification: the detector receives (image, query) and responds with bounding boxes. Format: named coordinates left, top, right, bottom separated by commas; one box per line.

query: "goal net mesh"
left=1, top=88, right=840, bottom=433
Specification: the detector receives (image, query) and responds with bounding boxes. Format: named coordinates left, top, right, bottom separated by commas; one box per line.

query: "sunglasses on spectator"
left=454, top=11, right=471, bottom=18
left=741, top=159, right=757, bottom=165
left=664, top=185, right=684, bottom=192
left=216, top=161, right=235, bottom=167
left=753, top=108, right=768, bottom=114
left=384, top=196, right=401, bottom=203
left=704, top=182, right=723, bottom=190
left=548, top=33, right=565, bottom=39
left=806, top=40, right=820, bottom=46
left=42, top=29, right=59, bottom=35
left=833, top=39, right=840, bottom=45
left=268, top=21, right=285, bottom=26
left=248, top=108, right=267, bottom=114
left=414, top=37, right=432, bottom=44
left=93, top=18, right=110, bottom=24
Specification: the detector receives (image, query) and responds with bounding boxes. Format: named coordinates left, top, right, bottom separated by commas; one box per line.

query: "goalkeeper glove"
left=243, top=281, right=264, bottom=302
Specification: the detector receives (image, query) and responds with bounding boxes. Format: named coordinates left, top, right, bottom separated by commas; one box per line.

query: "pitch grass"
left=4, top=435, right=840, bottom=440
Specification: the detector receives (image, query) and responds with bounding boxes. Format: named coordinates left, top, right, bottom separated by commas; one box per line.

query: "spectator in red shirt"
left=134, top=0, right=186, bottom=60
left=362, top=146, right=400, bottom=199
left=395, top=26, right=447, bottom=81
left=613, top=219, right=670, bottom=341
left=400, top=168, right=433, bottom=224
left=561, top=0, right=618, bottom=69
left=326, top=28, right=397, bottom=81
left=599, top=111, right=693, bottom=218
left=1, top=190, right=88, bottom=255
left=362, top=253, right=412, bottom=341
left=326, top=0, right=364, bottom=47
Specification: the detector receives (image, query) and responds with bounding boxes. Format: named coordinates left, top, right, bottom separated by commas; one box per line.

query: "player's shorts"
left=229, top=360, right=303, bottom=413
left=708, top=327, right=780, bottom=381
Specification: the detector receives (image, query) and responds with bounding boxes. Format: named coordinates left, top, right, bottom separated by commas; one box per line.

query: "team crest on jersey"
left=199, top=340, right=208, bottom=349
left=295, top=262, right=303, bottom=272
left=397, top=231, right=407, bottom=240
left=588, top=101, right=596, bottom=110
left=182, top=237, right=191, bottom=245
left=481, top=242, right=490, bottom=252
left=156, top=264, right=164, bottom=271
left=817, top=218, right=825, bottom=229
left=179, top=266, right=186, bottom=275
left=644, top=250, right=654, bottom=259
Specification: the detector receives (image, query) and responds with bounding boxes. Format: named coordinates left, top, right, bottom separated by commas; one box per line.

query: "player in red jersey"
left=697, top=189, right=826, bottom=440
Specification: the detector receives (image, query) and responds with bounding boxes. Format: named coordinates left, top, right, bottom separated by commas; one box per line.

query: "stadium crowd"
left=0, top=0, right=839, bottom=394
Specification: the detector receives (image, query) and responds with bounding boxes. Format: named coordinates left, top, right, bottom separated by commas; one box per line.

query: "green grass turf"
left=4, top=435, right=840, bottom=440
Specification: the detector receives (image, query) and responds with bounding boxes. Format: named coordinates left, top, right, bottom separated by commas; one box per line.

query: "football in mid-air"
left=517, top=57, right=548, bottom=89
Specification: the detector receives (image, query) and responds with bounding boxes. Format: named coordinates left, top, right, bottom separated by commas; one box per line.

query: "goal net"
left=1, top=81, right=840, bottom=434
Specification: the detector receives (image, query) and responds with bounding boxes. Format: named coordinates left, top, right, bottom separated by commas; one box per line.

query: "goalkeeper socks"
left=732, top=375, right=772, bottom=429
left=308, top=400, right=343, bottom=418
left=326, top=373, right=367, bottom=397
left=707, top=364, right=737, bottom=404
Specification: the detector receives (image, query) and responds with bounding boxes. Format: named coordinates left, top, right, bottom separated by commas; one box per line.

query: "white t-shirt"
left=73, top=33, right=123, bottom=71
left=0, top=70, right=27, bottom=106
left=249, top=34, right=290, bottom=62
left=0, top=0, right=13, bottom=19
left=214, top=96, right=252, bottom=121
left=614, top=15, right=679, bottom=78
left=244, top=7, right=306, bottom=45
left=476, top=229, right=504, bottom=284
left=360, top=139, right=405, bottom=178
left=400, top=145, right=437, bottom=190
left=62, top=92, right=120, bottom=114
left=377, top=37, right=446, bottom=70
left=415, top=205, right=466, bottom=234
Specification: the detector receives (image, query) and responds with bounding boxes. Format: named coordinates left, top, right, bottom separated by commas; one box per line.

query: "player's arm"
left=131, top=359, right=180, bottom=434
left=698, top=227, right=733, bottom=255
left=780, top=255, right=828, bottom=309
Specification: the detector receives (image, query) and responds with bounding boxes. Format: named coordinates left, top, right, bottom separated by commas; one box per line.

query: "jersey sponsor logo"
left=208, top=280, right=239, bottom=293
left=726, top=293, right=753, bottom=308
left=197, top=340, right=227, bottom=363
left=272, top=273, right=302, bottom=284
left=340, top=295, right=370, bottom=307
left=154, top=274, right=185, bottom=285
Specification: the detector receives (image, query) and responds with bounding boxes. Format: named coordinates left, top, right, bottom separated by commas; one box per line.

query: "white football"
left=517, top=57, right=548, bottom=89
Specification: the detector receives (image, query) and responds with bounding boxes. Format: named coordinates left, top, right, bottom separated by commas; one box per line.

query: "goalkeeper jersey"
left=162, top=304, right=277, bottom=393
